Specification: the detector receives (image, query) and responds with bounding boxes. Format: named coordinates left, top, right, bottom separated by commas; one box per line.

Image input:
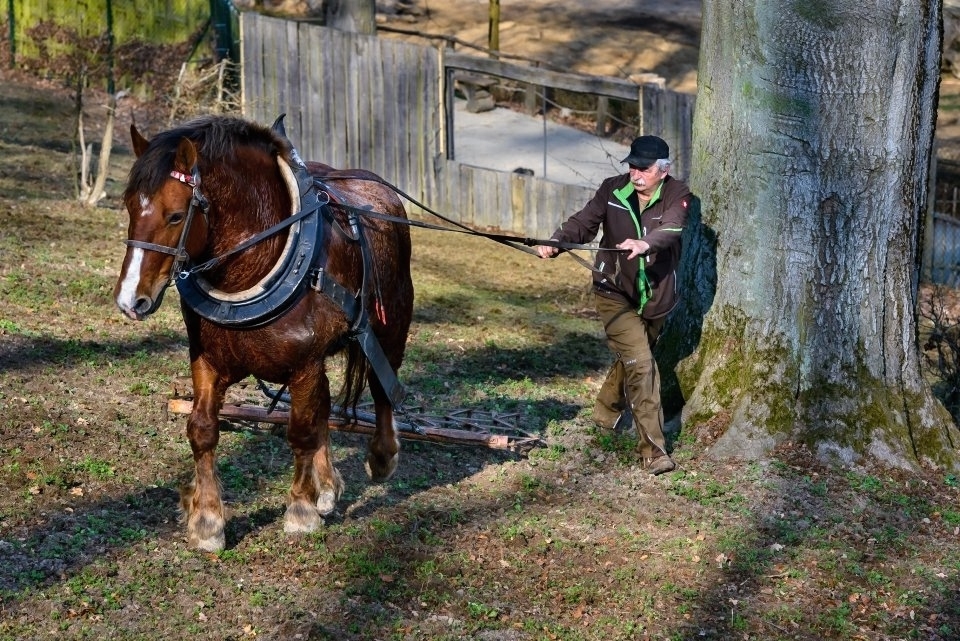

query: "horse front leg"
left=180, top=358, right=228, bottom=552
left=365, top=375, right=400, bottom=482
left=284, top=367, right=344, bottom=534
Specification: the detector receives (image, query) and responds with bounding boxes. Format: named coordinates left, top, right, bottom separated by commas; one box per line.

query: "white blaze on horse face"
left=116, top=248, right=145, bottom=319
left=115, top=193, right=154, bottom=318
left=139, top=193, right=153, bottom=217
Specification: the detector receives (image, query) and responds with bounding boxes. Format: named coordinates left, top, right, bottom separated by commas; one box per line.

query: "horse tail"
left=337, top=340, right=368, bottom=412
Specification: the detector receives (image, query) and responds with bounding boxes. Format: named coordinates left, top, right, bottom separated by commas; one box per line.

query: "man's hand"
left=616, top=238, right=650, bottom=260
left=535, top=244, right=559, bottom=259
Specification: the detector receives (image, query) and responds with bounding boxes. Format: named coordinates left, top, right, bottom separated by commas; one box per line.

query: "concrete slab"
left=451, top=97, right=632, bottom=188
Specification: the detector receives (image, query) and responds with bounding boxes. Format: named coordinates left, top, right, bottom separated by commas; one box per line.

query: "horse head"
left=114, top=124, right=210, bottom=321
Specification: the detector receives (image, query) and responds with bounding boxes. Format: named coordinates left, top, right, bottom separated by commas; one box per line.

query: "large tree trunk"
left=324, top=0, right=376, bottom=34
left=668, top=0, right=959, bottom=470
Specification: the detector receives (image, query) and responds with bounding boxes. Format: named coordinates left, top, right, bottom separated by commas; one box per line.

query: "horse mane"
left=125, top=115, right=294, bottom=200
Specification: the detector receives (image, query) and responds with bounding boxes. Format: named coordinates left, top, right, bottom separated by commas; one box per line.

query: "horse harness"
left=125, top=123, right=406, bottom=410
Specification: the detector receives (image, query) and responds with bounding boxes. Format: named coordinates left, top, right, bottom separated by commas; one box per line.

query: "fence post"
left=596, top=95, right=608, bottom=136
left=923, top=145, right=937, bottom=283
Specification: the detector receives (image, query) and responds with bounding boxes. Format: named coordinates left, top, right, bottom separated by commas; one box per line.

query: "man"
left=536, top=135, right=690, bottom=475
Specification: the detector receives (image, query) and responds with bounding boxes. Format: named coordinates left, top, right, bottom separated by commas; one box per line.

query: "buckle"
left=309, top=267, right=325, bottom=292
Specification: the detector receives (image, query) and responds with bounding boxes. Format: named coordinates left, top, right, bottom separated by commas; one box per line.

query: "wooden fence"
left=240, top=13, right=695, bottom=239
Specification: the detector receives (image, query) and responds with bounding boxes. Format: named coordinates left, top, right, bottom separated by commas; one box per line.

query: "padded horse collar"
left=174, top=123, right=327, bottom=328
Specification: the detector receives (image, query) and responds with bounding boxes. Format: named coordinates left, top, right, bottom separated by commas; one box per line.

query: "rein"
left=182, top=193, right=329, bottom=278
left=313, top=173, right=628, bottom=274
left=129, top=163, right=621, bottom=295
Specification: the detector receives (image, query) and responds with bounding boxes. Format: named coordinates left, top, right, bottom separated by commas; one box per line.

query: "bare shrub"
left=166, top=59, right=242, bottom=125
left=920, top=283, right=960, bottom=421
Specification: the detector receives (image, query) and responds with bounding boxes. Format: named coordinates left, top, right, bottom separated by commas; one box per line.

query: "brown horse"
left=113, top=115, right=414, bottom=551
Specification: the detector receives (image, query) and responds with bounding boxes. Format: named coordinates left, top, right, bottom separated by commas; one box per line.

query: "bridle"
left=124, top=166, right=210, bottom=288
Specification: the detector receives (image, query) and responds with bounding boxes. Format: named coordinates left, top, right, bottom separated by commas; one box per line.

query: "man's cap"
left=621, top=135, right=670, bottom=168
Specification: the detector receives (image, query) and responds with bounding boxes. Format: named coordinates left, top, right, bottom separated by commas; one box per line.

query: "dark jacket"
left=550, top=173, right=690, bottom=319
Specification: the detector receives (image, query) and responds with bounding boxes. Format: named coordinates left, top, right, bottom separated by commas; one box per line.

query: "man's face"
left=628, top=163, right=666, bottom=191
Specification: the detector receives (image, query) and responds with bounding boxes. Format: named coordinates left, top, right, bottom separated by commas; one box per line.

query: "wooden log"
left=167, top=398, right=518, bottom=450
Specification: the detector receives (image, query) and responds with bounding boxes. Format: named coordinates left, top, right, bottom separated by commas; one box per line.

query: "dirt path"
left=380, top=0, right=701, bottom=92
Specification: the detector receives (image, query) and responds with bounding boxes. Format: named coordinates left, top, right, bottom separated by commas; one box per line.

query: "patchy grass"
left=1, top=74, right=960, bottom=641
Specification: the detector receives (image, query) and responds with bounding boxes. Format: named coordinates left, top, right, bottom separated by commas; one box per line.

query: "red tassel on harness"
left=375, top=298, right=387, bottom=324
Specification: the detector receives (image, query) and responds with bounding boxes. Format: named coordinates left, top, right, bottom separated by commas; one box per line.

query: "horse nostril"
left=134, top=297, right=153, bottom=315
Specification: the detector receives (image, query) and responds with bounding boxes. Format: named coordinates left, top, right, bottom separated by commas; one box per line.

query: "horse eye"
left=167, top=212, right=186, bottom=225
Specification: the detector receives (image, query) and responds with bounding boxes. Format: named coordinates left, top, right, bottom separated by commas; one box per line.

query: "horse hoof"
left=187, top=513, right=226, bottom=552
left=316, top=488, right=338, bottom=516
left=314, top=467, right=345, bottom=515
left=284, top=500, right=320, bottom=533
left=192, top=533, right=226, bottom=552
left=364, top=453, right=398, bottom=482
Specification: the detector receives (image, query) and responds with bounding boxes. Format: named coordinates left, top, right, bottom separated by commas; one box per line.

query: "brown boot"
left=646, top=455, right=676, bottom=476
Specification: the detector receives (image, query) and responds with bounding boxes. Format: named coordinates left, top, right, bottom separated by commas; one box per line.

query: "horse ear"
left=271, top=114, right=287, bottom=138
left=174, top=137, right=199, bottom=173
left=130, top=124, right=149, bottom=158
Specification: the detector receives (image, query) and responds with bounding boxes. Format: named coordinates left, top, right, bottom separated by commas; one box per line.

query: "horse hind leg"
left=284, top=451, right=345, bottom=533
left=284, top=369, right=345, bottom=534
left=365, top=375, right=400, bottom=482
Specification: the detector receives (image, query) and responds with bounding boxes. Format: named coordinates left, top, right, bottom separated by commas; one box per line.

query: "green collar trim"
left=614, top=179, right=664, bottom=211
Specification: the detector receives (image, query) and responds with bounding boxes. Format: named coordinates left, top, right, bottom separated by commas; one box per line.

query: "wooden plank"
left=356, top=36, right=375, bottom=172
left=331, top=31, right=351, bottom=169
left=343, top=31, right=361, bottom=169
left=376, top=42, right=394, bottom=184
left=284, top=18, right=301, bottom=136
left=317, top=28, right=337, bottom=164
left=596, top=95, right=609, bottom=136
left=239, top=12, right=257, bottom=119
left=398, top=41, right=416, bottom=195
left=261, top=18, right=282, bottom=122
left=298, top=22, right=322, bottom=162
left=511, top=171, right=528, bottom=233
left=418, top=43, right=442, bottom=207
left=243, top=13, right=264, bottom=122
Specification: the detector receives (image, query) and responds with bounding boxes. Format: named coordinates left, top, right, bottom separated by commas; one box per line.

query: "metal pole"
left=105, top=0, right=115, bottom=94
left=7, top=0, right=15, bottom=69
left=488, top=0, right=499, bottom=58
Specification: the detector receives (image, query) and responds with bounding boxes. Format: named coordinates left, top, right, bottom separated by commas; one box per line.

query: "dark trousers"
left=593, top=294, right=668, bottom=459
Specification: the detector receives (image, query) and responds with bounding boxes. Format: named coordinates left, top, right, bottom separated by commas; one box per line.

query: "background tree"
left=665, top=0, right=959, bottom=470
left=324, top=0, right=376, bottom=35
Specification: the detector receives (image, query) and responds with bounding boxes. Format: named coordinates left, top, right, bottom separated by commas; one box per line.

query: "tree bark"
left=669, top=0, right=959, bottom=470
left=324, top=0, right=376, bottom=35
